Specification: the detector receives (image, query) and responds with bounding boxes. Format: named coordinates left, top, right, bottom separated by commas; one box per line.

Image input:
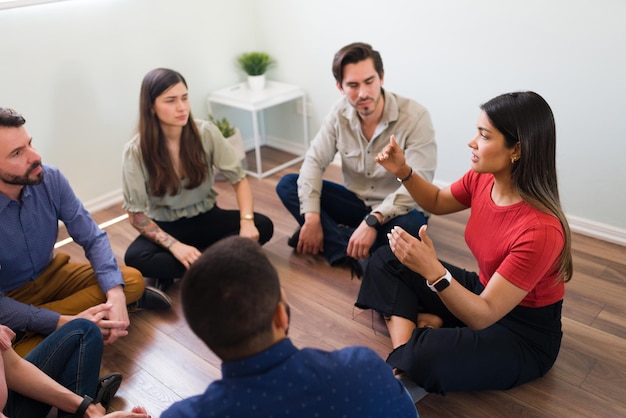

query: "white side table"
left=207, top=81, right=309, bottom=179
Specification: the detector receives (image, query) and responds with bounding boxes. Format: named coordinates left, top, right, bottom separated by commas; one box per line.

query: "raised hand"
left=375, top=135, right=407, bottom=176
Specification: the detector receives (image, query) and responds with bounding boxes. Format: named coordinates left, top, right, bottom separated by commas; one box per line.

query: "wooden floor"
left=56, top=157, right=626, bottom=417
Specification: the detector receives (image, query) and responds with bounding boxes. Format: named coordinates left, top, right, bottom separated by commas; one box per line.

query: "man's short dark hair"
left=181, top=236, right=281, bottom=355
left=331, top=42, right=384, bottom=85
left=0, top=108, right=26, bottom=128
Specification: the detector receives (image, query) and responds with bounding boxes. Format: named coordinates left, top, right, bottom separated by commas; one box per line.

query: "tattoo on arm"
left=129, top=212, right=178, bottom=249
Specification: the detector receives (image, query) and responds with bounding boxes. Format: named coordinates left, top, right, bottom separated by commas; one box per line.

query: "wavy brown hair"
left=481, top=91, right=573, bottom=282
left=138, top=68, right=207, bottom=197
left=331, top=42, right=384, bottom=85
left=0, top=107, right=26, bottom=127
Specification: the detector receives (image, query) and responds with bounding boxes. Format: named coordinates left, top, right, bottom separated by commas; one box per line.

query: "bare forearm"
left=233, top=178, right=254, bottom=216
left=395, top=165, right=445, bottom=214
left=3, top=349, right=84, bottom=414
left=128, top=212, right=177, bottom=249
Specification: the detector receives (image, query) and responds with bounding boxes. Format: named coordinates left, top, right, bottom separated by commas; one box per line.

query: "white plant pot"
left=215, top=128, right=247, bottom=181
left=227, top=128, right=246, bottom=163
left=247, top=74, right=266, bottom=91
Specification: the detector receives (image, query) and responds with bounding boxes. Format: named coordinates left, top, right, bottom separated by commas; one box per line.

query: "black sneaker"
left=95, top=372, right=122, bottom=410
left=287, top=227, right=301, bottom=248
left=134, top=286, right=173, bottom=310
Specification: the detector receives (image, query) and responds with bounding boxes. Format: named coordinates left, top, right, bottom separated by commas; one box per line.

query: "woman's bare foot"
left=417, top=312, right=443, bottom=328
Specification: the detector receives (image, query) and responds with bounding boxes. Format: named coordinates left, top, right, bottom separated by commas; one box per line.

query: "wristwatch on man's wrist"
left=364, top=213, right=382, bottom=230
left=427, top=269, right=452, bottom=293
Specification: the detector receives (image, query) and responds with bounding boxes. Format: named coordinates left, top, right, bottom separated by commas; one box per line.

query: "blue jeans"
left=5, top=319, right=103, bottom=418
left=276, top=173, right=427, bottom=265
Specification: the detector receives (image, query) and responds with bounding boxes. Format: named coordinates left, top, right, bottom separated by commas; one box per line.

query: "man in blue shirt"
left=162, top=235, right=419, bottom=418
left=0, top=107, right=172, bottom=357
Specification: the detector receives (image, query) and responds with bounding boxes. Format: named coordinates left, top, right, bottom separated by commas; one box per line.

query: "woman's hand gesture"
left=375, top=135, right=407, bottom=176
left=388, top=225, right=445, bottom=282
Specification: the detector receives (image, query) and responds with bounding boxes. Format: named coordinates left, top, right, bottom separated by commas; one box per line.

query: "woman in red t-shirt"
left=356, top=91, right=573, bottom=394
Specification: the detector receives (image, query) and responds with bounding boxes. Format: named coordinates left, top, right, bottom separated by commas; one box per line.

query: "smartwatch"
left=364, top=213, right=381, bottom=230
left=427, top=269, right=452, bottom=293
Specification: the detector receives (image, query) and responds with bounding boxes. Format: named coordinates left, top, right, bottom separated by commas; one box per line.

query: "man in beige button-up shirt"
left=276, top=42, right=436, bottom=277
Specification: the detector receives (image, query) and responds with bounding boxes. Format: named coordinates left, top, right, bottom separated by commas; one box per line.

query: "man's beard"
left=0, top=161, right=44, bottom=186
left=354, top=94, right=382, bottom=118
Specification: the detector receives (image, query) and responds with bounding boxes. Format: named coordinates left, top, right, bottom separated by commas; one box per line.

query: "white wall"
left=0, top=0, right=256, bottom=204
left=1, top=0, right=625, bottom=243
left=256, top=0, right=626, bottom=243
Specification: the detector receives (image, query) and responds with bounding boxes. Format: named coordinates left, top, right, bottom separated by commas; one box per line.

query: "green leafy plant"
left=209, top=114, right=237, bottom=138
left=236, top=51, right=275, bottom=76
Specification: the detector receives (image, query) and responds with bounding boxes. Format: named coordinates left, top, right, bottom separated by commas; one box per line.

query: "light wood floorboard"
left=56, top=155, right=626, bottom=417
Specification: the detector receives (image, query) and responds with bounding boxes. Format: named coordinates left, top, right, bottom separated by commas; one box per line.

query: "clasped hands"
left=70, top=303, right=129, bottom=344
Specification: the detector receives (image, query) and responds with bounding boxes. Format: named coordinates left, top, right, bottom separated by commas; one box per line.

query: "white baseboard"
left=567, top=215, right=626, bottom=246
left=82, top=180, right=625, bottom=248
left=83, top=188, right=123, bottom=213
left=241, top=134, right=308, bottom=156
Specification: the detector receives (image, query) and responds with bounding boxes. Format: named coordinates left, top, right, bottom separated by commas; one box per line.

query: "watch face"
left=365, top=214, right=380, bottom=228
left=434, top=277, right=451, bottom=291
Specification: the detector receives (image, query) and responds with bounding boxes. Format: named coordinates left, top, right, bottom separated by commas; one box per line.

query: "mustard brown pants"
left=7, top=252, right=144, bottom=356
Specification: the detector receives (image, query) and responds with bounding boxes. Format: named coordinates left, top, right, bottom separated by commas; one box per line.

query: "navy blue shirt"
left=162, top=338, right=419, bottom=418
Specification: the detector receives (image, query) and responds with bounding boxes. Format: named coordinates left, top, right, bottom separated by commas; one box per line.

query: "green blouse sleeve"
left=121, top=135, right=149, bottom=214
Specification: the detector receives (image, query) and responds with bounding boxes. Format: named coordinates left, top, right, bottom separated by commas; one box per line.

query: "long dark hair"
left=481, top=91, right=573, bottom=282
left=138, top=68, right=207, bottom=197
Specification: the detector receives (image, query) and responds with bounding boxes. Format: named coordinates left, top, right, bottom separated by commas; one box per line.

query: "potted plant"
left=209, top=114, right=247, bottom=177
left=236, top=51, right=275, bottom=90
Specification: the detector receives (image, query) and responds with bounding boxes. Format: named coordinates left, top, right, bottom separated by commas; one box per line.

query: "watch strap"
left=396, top=167, right=413, bottom=183
left=75, top=395, right=94, bottom=418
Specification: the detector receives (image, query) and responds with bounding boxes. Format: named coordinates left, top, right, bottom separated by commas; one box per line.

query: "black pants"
left=124, top=205, right=273, bottom=280
left=356, top=246, right=563, bottom=395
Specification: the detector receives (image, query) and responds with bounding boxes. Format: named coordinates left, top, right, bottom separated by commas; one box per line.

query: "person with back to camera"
left=355, top=91, right=573, bottom=394
left=275, top=42, right=436, bottom=278
left=161, top=235, right=420, bottom=418
left=122, top=68, right=274, bottom=292
left=0, top=107, right=168, bottom=360
left=1, top=319, right=150, bottom=418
